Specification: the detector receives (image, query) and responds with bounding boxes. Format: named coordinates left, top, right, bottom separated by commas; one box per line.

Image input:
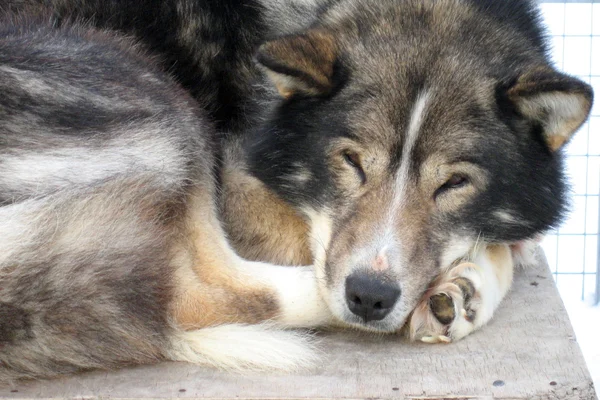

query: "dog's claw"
left=420, top=335, right=452, bottom=344
left=438, top=335, right=452, bottom=343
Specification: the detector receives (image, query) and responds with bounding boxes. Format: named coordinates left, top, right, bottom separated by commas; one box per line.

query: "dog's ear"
left=256, top=29, right=338, bottom=98
left=507, top=68, right=593, bottom=151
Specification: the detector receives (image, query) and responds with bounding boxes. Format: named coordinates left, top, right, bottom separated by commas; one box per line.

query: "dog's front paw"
left=405, top=244, right=514, bottom=344
left=407, top=262, right=485, bottom=344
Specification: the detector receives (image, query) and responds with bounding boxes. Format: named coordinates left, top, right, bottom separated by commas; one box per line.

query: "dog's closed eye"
left=434, top=174, right=469, bottom=199
left=343, top=151, right=366, bottom=184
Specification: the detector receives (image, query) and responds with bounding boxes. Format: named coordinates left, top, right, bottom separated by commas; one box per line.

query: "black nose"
left=345, top=272, right=401, bottom=322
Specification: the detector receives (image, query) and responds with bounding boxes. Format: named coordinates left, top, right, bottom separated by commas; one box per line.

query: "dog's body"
left=0, top=0, right=593, bottom=382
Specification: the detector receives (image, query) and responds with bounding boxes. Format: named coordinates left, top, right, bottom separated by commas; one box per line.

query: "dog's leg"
left=167, top=258, right=331, bottom=372
left=167, top=261, right=332, bottom=371
left=407, top=243, right=522, bottom=343
left=163, top=187, right=332, bottom=372
left=171, top=257, right=332, bottom=330
left=168, top=253, right=332, bottom=372
left=220, top=145, right=313, bottom=266
left=171, top=186, right=332, bottom=330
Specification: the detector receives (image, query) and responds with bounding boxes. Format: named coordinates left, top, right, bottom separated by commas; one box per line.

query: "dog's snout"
left=345, top=271, right=400, bottom=322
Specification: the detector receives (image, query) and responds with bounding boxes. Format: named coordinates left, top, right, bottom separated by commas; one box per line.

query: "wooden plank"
left=4, top=250, right=596, bottom=399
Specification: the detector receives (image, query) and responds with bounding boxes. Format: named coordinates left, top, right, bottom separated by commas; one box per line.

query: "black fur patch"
left=0, top=303, right=32, bottom=344
left=6, top=0, right=268, bottom=133
left=464, top=0, right=548, bottom=53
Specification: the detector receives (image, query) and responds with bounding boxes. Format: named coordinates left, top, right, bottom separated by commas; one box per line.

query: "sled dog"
left=0, top=0, right=593, bottom=381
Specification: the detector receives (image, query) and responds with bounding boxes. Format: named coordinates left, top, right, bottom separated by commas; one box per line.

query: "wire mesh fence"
left=537, top=0, right=599, bottom=304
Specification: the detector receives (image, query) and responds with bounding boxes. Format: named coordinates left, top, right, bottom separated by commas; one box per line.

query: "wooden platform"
left=4, top=251, right=597, bottom=399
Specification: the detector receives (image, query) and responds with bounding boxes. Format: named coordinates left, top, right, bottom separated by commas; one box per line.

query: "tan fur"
left=221, top=162, right=312, bottom=266
left=171, top=267, right=279, bottom=329
left=258, top=29, right=338, bottom=96
left=266, top=71, right=300, bottom=98
left=421, top=160, right=490, bottom=213
left=547, top=135, right=567, bottom=151
left=507, top=68, right=593, bottom=152
left=170, top=186, right=280, bottom=329
left=485, top=244, right=514, bottom=291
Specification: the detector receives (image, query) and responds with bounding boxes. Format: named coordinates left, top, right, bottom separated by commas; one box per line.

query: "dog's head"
left=249, top=0, right=593, bottom=331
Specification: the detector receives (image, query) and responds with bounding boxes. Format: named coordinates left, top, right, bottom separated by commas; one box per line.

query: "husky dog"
left=0, top=0, right=593, bottom=382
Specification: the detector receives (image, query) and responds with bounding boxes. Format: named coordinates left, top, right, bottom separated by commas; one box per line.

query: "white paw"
left=407, top=262, right=486, bottom=343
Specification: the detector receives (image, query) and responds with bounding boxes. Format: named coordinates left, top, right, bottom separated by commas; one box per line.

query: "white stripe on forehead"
left=395, top=89, right=431, bottom=197
left=381, top=89, right=431, bottom=248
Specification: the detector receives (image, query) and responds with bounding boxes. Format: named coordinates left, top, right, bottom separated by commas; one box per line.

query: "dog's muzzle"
left=345, top=271, right=401, bottom=322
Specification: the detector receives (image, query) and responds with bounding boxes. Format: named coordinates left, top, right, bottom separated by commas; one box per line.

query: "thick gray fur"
left=0, top=15, right=214, bottom=381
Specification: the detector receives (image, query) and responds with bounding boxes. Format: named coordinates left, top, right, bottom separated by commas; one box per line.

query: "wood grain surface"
left=4, top=250, right=596, bottom=399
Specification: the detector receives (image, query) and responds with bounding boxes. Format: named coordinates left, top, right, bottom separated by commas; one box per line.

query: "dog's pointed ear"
left=256, top=30, right=338, bottom=98
left=507, top=68, right=593, bottom=151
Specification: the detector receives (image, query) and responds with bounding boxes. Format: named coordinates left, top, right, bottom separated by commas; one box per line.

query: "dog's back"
left=0, top=14, right=210, bottom=380
left=4, top=0, right=278, bottom=132
left=0, top=13, right=326, bottom=382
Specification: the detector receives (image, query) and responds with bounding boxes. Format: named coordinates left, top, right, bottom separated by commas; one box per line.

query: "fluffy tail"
left=0, top=319, right=318, bottom=384
left=168, top=324, right=319, bottom=372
